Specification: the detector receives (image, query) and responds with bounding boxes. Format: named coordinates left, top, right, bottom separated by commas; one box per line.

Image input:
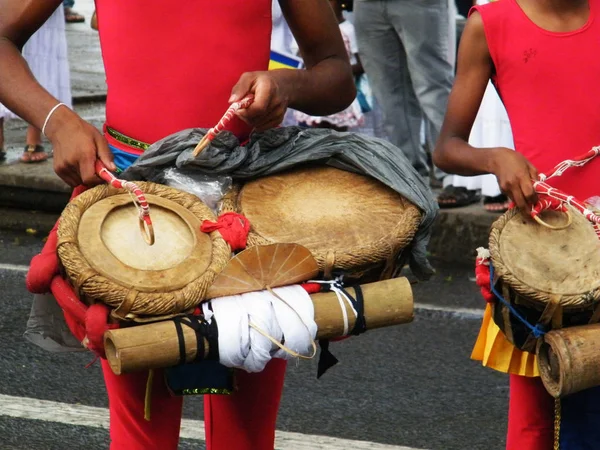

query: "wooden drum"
left=56, top=182, right=230, bottom=321
left=225, top=166, right=422, bottom=282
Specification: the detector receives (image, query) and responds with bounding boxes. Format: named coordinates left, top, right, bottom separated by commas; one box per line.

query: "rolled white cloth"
left=202, top=285, right=317, bottom=373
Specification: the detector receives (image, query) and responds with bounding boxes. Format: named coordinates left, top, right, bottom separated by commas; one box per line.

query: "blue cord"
left=489, top=263, right=547, bottom=338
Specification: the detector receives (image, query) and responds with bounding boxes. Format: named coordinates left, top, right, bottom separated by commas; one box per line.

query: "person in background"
left=294, top=0, right=364, bottom=131
left=0, top=2, right=72, bottom=163
left=63, top=0, right=84, bottom=23
left=270, top=0, right=299, bottom=126
left=354, top=0, right=454, bottom=186
left=437, top=0, right=511, bottom=212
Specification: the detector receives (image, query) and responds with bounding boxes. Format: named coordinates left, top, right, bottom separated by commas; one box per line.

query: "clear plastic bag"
left=163, top=168, right=232, bottom=214
left=585, top=196, right=600, bottom=211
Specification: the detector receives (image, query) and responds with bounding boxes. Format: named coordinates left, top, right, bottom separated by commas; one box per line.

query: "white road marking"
left=0, top=263, right=29, bottom=273
left=415, top=302, right=484, bottom=319
left=0, top=393, right=425, bottom=450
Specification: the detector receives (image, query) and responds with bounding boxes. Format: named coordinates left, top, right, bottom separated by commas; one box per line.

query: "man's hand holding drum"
left=488, top=147, right=539, bottom=213
left=44, top=104, right=115, bottom=187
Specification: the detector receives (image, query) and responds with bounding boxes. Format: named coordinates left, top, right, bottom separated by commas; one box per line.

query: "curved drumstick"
left=192, top=95, right=254, bottom=157
left=95, top=160, right=155, bottom=245
left=531, top=180, right=600, bottom=230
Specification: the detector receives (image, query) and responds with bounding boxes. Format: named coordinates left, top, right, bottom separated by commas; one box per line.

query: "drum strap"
left=314, top=281, right=368, bottom=378
left=112, top=289, right=139, bottom=321
left=324, top=251, right=336, bottom=280
left=522, top=295, right=561, bottom=350
left=173, top=315, right=220, bottom=365
left=489, top=263, right=548, bottom=339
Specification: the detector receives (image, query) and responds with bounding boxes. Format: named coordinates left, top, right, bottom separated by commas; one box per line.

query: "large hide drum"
left=56, top=182, right=230, bottom=321
left=224, top=166, right=422, bottom=282
left=489, top=206, right=600, bottom=353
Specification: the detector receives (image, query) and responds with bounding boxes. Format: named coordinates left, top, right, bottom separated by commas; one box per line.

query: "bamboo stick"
left=537, top=323, right=600, bottom=398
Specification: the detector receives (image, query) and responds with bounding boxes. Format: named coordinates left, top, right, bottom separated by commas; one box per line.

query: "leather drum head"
left=238, top=166, right=416, bottom=256
left=495, top=207, right=600, bottom=306
left=78, top=193, right=212, bottom=292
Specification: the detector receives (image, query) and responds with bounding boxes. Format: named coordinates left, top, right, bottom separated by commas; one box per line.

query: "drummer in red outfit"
left=0, top=1, right=354, bottom=449
left=434, top=0, right=600, bottom=448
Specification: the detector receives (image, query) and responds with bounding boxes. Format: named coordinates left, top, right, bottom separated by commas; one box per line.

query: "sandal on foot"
left=21, top=145, right=49, bottom=163
left=437, top=185, right=480, bottom=208
left=65, top=8, right=85, bottom=23
left=483, top=194, right=511, bottom=213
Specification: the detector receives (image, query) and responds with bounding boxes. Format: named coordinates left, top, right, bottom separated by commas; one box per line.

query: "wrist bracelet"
left=42, top=102, right=67, bottom=137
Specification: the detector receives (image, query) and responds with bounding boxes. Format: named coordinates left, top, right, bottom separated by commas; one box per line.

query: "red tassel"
left=26, top=222, right=60, bottom=294
left=85, top=303, right=118, bottom=358
left=201, top=212, right=251, bottom=251
left=475, top=253, right=495, bottom=303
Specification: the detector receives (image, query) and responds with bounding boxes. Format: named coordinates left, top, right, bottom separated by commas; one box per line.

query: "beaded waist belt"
left=106, top=126, right=151, bottom=152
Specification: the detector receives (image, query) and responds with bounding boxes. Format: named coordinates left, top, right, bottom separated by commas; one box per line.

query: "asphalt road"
left=0, top=229, right=508, bottom=450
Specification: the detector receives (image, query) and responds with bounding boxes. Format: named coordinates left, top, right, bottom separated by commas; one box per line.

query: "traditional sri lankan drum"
left=102, top=244, right=414, bottom=375
left=489, top=205, right=600, bottom=353
left=56, top=170, right=230, bottom=321
left=222, top=165, right=422, bottom=282
left=484, top=147, right=600, bottom=397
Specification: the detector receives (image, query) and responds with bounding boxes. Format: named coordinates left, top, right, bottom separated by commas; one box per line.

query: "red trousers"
left=101, top=358, right=287, bottom=450
left=507, top=374, right=554, bottom=450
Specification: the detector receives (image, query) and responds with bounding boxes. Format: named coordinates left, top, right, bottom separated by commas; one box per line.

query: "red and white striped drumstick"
left=95, top=160, right=155, bottom=245
left=532, top=180, right=600, bottom=225
left=538, top=146, right=600, bottom=181
left=192, top=95, right=254, bottom=157
left=527, top=146, right=600, bottom=229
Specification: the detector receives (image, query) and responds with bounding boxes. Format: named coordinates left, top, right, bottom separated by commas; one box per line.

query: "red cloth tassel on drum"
left=300, top=283, right=322, bottom=295
left=201, top=212, right=250, bottom=251
left=26, top=185, right=88, bottom=294
left=50, top=276, right=118, bottom=358
left=50, top=276, right=88, bottom=342
left=85, top=303, right=118, bottom=358
left=475, top=248, right=495, bottom=303
left=26, top=221, right=60, bottom=294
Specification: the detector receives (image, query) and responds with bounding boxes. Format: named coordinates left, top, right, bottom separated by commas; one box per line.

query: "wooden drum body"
left=226, top=166, right=422, bottom=282
left=57, top=182, right=230, bottom=320
left=489, top=207, right=600, bottom=353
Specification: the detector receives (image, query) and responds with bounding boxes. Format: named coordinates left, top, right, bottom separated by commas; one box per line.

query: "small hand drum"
left=489, top=206, right=600, bottom=352
left=57, top=182, right=231, bottom=321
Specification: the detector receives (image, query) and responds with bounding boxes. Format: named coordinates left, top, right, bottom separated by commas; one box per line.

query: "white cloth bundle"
left=202, top=285, right=317, bottom=373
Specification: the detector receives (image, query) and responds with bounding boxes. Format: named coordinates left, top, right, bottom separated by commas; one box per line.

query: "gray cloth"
left=354, top=0, right=454, bottom=180
left=24, top=293, right=84, bottom=353
left=122, top=126, right=438, bottom=279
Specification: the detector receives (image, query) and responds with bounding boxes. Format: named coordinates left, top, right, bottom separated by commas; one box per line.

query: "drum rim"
left=223, top=167, right=422, bottom=278
left=57, top=181, right=231, bottom=320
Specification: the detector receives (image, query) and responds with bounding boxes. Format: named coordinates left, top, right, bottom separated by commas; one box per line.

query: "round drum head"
left=78, top=194, right=212, bottom=292
left=495, top=207, right=600, bottom=301
left=239, top=166, right=413, bottom=253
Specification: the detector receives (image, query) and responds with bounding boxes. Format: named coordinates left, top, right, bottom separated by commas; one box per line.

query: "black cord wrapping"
left=317, top=278, right=368, bottom=379
left=173, top=314, right=220, bottom=366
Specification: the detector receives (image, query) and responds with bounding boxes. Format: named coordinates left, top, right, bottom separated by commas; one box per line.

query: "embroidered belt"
left=106, top=126, right=151, bottom=152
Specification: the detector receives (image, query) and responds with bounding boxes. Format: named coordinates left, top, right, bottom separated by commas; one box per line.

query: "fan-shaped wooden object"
left=206, top=243, right=319, bottom=299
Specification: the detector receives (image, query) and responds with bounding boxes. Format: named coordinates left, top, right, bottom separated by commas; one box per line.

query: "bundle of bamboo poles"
left=104, top=277, right=413, bottom=375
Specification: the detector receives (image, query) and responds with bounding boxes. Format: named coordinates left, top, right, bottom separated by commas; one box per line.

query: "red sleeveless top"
left=94, top=0, right=272, bottom=144
left=472, top=0, right=600, bottom=200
